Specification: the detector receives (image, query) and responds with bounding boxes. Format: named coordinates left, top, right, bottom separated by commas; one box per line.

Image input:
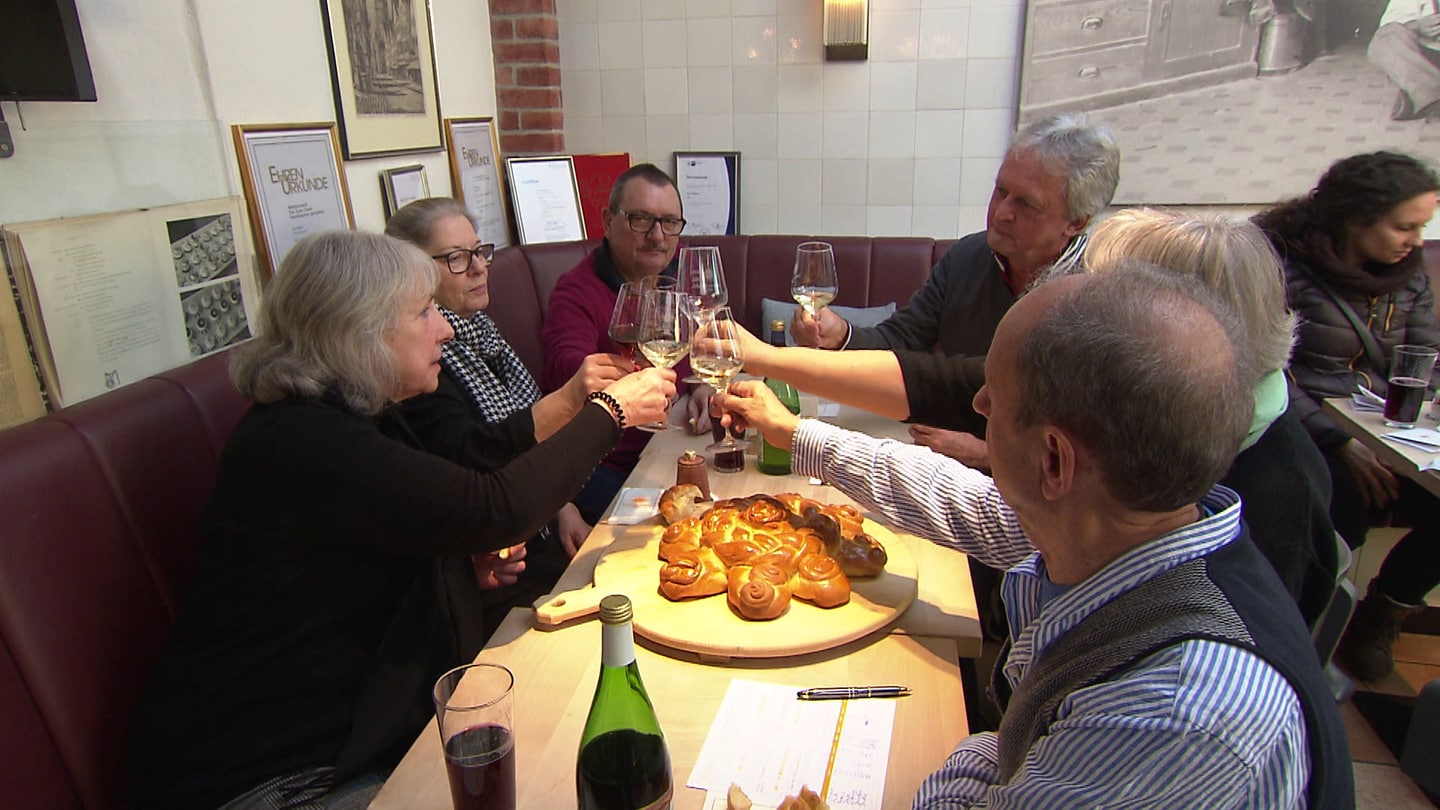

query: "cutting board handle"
left=533, top=586, right=607, bottom=626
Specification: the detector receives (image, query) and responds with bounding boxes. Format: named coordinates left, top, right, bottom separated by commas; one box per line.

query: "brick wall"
left=489, top=0, right=564, bottom=155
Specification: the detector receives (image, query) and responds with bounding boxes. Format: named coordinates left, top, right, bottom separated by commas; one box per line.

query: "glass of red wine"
left=433, top=663, right=517, bottom=810
left=608, top=281, right=646, bottom=362
left=1384, top=344, right=1439, bottom=428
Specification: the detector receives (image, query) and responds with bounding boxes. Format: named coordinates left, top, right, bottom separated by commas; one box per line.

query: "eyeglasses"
left=614, top=209, right=686, bottom=236
left=431, top=244, right=495, bottom=273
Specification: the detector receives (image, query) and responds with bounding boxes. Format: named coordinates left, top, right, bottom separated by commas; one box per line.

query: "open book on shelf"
left=0, top=197, right=262, bottom=429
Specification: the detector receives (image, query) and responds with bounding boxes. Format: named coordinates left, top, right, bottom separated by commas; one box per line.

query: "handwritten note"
left=689, top=679, right=894, bottom=810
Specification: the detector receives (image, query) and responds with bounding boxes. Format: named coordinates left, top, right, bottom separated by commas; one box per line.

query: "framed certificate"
left=504, top=156, right=586, bottom=245
left=232, top=123, right=355, bottom=279
left=675, top=151, right=741, bottom=236
left=380, top=164, right=430, bottom=219
left=444, top=117, right=512, bottom=248
left=320, top=0, right=444, bottom=158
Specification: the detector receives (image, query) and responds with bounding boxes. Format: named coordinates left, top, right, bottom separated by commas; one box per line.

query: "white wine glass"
left=678, top=246, right=727, bottom=323
left=791, top=241, right=838, bottom=318
left=607, top=280, right=646, bottom=363
left=636, top=288, right=693, bottom=432
left=691, top=307, right=750, bottom=451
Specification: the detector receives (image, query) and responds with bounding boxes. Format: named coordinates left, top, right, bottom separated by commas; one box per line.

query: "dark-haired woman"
left=1254, top=150, right=1439, bottom=682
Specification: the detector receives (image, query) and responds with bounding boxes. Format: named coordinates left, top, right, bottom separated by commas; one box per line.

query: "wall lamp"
left=823, top=0, right=868, bottom=61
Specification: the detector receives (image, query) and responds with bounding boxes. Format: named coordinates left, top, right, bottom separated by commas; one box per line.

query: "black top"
left=128, top=394, right=618, bottom=808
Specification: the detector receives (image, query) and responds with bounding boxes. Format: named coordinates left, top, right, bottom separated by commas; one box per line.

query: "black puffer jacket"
left=1284, top=253, right=1438, bottom=451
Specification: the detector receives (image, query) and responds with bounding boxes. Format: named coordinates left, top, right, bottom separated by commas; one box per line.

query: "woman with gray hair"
left=386, top=197, right=631, bottom=637
left=128, top=230, right=673, bottom=809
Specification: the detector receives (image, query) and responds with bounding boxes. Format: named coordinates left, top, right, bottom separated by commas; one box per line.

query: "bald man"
left=718, top=267, right=1351, bottom=808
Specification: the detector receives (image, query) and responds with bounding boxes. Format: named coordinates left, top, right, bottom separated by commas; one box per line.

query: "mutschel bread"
left=654, top=489, right=888, bottom=621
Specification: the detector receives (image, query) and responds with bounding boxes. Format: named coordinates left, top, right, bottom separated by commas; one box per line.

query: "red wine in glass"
left=443, top=724, right=517, bottom=810
left=608, top=324, right=639, bottom=362
left=1384, top=376, right=1428, bottom=426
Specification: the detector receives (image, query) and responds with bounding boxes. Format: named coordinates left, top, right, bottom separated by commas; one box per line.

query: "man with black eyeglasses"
left=541, top=162, right=711, bottom=523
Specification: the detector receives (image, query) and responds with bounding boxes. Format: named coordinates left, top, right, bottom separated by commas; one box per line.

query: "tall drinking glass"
left=679, top=246, right=727, bottom=322
left=791, top=241, right=838, bottom=318
left=691, top=307, right=750, bottom=453
left=608, top=281, right=646, bottom=362
left=433, top=663, right=516, bottom=810
left=636, top=288, right=693, bottom=431
left=1384, top=344, right=1439, bottom=428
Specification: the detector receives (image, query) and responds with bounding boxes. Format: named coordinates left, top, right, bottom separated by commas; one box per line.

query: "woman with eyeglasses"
left=386, top=197, right=633, bottom=639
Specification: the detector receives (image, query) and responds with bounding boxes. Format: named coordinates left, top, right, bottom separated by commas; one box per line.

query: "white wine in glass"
left=791, top=241, right=838, bottom=318
left=691, top=308, right=750, bottom=452
left=636, top=289, right=693, bottom=431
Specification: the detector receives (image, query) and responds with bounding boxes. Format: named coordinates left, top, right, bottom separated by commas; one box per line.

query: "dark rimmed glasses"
left=614, top=209, right=686, bottom=236
left=431, top=243, right=495, bottom=273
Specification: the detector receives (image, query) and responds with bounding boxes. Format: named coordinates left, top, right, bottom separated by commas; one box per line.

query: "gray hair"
left=1079, top=208, right=1296, bottom=381
left=1011, top=113, right=1120, bottom=222
left=607, top=163, right=679, bottom=211
left=384, top=196, right=472, bottom=247
left=1016, top=265, right=1251, bottom=512
left=230, top=230, right=441, bottom=415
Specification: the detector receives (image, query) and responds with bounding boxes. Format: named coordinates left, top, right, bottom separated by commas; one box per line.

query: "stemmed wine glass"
left=636, top=288, right=693, bottom=432
left=691, top=307, right=750, bottom=451
left=678, top=246, right=727, bottom=323
left=607, top=280, right=646, bottom=362
left=791, top=241, right=838, bottom=318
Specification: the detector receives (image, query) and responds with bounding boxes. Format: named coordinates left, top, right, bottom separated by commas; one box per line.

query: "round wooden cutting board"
left=536, top=518, right=918, bottom=659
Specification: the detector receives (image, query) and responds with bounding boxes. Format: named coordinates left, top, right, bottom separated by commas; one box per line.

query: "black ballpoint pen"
left=796, top=685, right=911, bottom=700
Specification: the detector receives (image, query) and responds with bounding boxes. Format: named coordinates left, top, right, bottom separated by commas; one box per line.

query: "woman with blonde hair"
left=128, top=230, right=672, bottom=808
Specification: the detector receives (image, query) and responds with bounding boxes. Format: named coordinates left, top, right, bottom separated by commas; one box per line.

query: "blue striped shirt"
left=792, top=420, right=1310, bottom=809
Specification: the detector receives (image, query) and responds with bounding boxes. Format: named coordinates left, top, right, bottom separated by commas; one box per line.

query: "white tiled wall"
left=558, top=0, right=1023, bottom=236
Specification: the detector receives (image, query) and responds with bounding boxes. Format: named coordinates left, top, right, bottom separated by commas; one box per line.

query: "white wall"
left=557, top=0, right=1022, bottom=238
left=0, top=0, right=498, bottom=234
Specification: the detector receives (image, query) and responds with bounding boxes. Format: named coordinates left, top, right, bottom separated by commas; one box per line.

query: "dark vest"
left=993, top=530, right=1353, bottom=809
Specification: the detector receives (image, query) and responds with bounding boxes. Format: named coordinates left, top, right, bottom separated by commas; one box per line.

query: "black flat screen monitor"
left=0, top=0, right=97, bottom=101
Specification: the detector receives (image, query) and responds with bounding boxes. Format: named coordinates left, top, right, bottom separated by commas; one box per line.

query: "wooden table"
left=371, top=401, right=977, bottom=810
left=1322, top=397, right=1440, bottom=498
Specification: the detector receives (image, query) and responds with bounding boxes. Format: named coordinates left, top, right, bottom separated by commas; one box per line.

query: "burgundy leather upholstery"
left=0, top=351, right=246, bottom=809
left=486, top=234, right=958, bottom=379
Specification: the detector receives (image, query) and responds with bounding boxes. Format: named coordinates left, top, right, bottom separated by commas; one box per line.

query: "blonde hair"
left=1083, top=208, right=1296, bottom=378
left=230, top=230, right=440, bottom=414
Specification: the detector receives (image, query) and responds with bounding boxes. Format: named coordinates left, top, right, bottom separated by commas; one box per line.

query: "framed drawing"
left=232, top=123, right=354, bottom=279
left=380, top=164, right=429, bottom=218
left=674, top=152, right=740, bottom=235
left=504, top=156, right=586, bottom=245
left=444, top=117, right=512, bottom=248
left=320, top=0, right=444, bottom=159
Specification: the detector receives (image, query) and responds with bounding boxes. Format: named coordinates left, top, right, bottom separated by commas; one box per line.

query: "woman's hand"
left=715, top=379, right=801, bottom=449
left=1337, top=438, right=1401, bottom=509
left=909, top=425, right=990, bottom=472
left=555, top=503, right=590, bottom=557
left=600, top=367, right=677, bottom=427
left=791, top=306, right=848, bottom=350
left=471, top=543, right=526, bottom=589
left=565, top=353, right=633, bottom=409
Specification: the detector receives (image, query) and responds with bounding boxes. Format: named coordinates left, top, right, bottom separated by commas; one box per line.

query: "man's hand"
left=684, top=384, right=716, bottom=435
left=564, top=353, right=633, bottom=408
left=471, top=543, right=527, bottom=589
left=909, top=425, right=990, bottom=471
left=790, top=306, right=849, bottom=350
left=1416, top=13, right=1440, bottom=39
left=1337, top=438, right=1401, bottom=509
left=555, top=503, right=590, bottom=558
left=715, top=380, right=801, bottom=449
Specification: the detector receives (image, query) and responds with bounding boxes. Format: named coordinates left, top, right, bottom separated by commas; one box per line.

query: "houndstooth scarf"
left=439, top=307, right=542, bottom=421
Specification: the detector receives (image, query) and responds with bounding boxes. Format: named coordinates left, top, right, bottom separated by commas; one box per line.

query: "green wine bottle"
left=758, top=320, right=801, bottom=475
left=576, top=595, right=673, bottom=810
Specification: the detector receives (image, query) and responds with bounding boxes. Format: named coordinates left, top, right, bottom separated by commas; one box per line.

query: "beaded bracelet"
left=585, top=391, right=626, bottom=429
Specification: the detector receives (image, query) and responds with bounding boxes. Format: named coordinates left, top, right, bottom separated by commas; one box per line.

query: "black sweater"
left=129, top=394, right=617, bottom=808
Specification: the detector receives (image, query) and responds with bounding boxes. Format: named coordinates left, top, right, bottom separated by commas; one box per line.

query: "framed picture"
left=674, top=151, right=740, bottom=235
left=380, top=164, right=430, bottom=218
left=504, top=156, right=586, bottom=245
left=320, top=0, right=444, bottom=159
left=231, top=123, right=355, bottom=279
left=444, top=117, right=512, bottom=249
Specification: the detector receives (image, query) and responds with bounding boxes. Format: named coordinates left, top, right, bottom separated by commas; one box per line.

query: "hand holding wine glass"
left=791, top=241, right=838, bottom=319
left=636, top=289, right=693, bottom=431
left=691, top=307, right=750, bottom=451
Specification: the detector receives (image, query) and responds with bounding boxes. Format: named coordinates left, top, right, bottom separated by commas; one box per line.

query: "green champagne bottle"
left=576, top=595, right=673, bottom=810
left=758, top=320, right=801, bottom=475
